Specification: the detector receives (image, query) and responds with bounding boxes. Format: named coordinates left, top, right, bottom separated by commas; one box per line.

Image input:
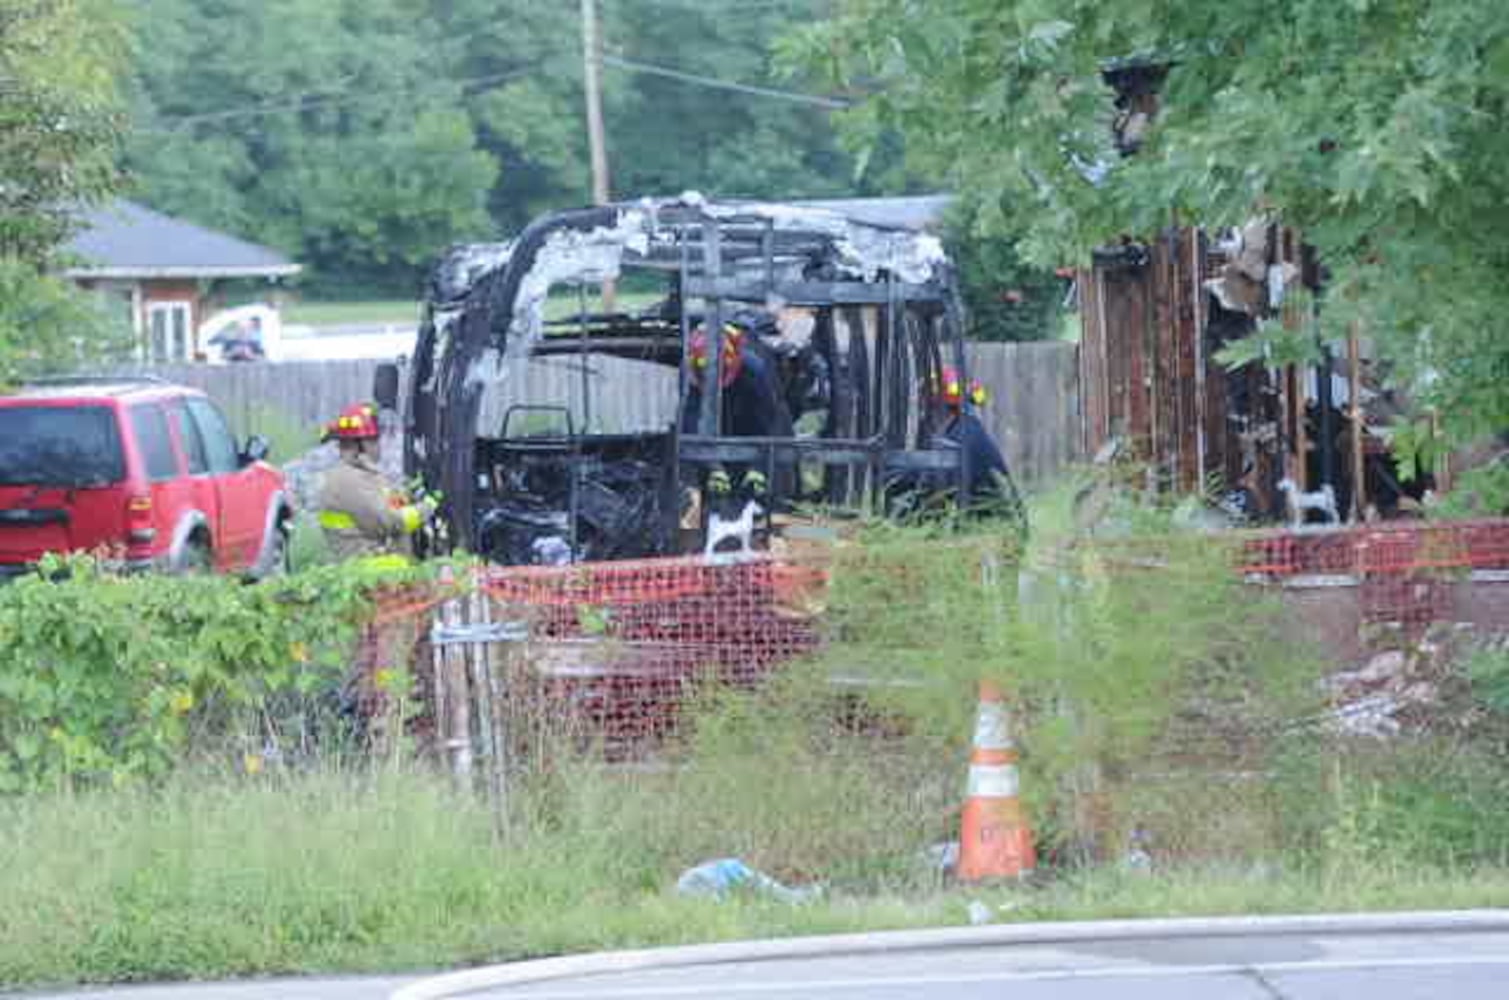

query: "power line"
left=602, top=54, right=849, bottom=109
left=143, top=65, right=541, bottom=133
left=613, top=0, right=824, bottom=11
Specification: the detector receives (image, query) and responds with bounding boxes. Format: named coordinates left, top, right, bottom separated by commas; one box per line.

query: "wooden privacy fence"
left=131, top=354, right=680, bottom=440
left=131, top=361, right=387, bottom=440
left=134, top=341, right=1081, bottom=483
left=966, top=341, right=1080, bottom=484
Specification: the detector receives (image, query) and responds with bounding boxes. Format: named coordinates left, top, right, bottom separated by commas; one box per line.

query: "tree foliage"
left=953, top=231, right=1066, bottom=341
left=124, top=0, right=871, bottom=294
left=0, top=261, right=134, bottom=387
left=125, top=0, right=506, bottom=294
left=0, top=0, right=128, bottom=261
left=0, top=0, right=130, bottom=387
left=602, top=0, right=858, bottom=201
left=795, top=0, right=1509, bottom=440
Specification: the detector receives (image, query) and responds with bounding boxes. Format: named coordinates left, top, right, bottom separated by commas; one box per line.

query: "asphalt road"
left=25, top=919, right=1509, bottom=999
left=455, top=929, right=1509, bottom=1000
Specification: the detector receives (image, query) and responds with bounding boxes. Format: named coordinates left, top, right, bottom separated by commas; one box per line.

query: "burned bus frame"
left=405, top=196, right=974, bottom=562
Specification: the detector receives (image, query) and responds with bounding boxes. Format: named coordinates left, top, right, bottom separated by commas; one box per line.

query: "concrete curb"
left=390, top=908, right=1509, bottom=999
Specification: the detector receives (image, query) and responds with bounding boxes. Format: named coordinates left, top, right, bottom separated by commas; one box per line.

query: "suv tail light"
left=126, top=493, right=156, bottom=544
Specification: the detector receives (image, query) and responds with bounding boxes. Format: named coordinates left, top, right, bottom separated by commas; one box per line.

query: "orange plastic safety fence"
left=481, top=555, right=823, bottom=756
left=1238, top=519, right=1509, bottom=577
left=1238, top=518, right=1509, bottom=636
left=367, top=519, right=1509, bottom=756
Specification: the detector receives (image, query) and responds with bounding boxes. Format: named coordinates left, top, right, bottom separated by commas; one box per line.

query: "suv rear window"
left=0, top=405, right=126, bottom=487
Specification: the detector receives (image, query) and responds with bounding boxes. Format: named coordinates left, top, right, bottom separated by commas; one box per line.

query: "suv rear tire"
left=176, top=536, right=213, bottom=576
left=255, top=517, right=291, bottom=579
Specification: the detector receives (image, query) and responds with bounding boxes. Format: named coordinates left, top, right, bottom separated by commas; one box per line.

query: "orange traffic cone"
left=957, top=679, right=1035, bottom=882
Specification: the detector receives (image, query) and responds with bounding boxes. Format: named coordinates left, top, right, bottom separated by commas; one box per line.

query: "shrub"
left=0, top=556, right=434, bottom=792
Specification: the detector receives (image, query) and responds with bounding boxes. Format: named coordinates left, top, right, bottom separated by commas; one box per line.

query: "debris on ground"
left=1322, top=623, right=1489, bottom=738
left=674, top=858, right=822, bottom=904
left=966, top=900, right=994, bottom=925
left=1123, top=827, right=1154, bottom=875
left=920, top=840, right=959, bottom=877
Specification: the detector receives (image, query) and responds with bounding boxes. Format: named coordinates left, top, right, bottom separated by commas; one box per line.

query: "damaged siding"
left=1080, top=224, right=1309, bottom=505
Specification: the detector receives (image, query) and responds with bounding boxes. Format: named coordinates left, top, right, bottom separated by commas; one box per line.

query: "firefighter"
left=317, top=402, right=439, bottom=749
left=892, top=366, right=1025, bottom=532
left=317, top=402, right=437, bottom=562
left=681, top=318, right=795, bottom=503
left=935, top=366, right=1019, bottom=510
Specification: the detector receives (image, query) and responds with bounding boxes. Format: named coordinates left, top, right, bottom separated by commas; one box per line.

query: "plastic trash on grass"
left=675, top=858, right=822, bottom=904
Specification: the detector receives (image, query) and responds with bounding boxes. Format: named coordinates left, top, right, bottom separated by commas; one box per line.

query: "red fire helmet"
left=324, top=402, right=380, bottom=441
left=936, top=366, right=989, bottom=408
left=689, top=323, right=745, bottom=388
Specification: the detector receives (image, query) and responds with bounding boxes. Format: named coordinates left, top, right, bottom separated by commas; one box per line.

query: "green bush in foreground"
left=0, top=557, right=435, bottom=792
left=816, top=511, right=1323, bottom=861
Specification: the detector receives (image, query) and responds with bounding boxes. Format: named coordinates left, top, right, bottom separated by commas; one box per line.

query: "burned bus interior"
left=403, top=196, right=980, bottom=565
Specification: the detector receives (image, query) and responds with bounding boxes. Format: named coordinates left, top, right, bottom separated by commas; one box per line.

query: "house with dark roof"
left=63, top=199, right=301, bottom=363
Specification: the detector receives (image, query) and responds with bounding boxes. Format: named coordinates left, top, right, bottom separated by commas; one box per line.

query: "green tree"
left=602, top=0, right=861, bottom=201
left=126, top=0, right=501, bottom=293
left=795, top=0, right=1509, bottom=441
left=0, top=0, right=131, bottom=386
left=124, top=0, right=887, bottom=295
left=0, top=262, right=133, bottom=387
left=0, top=0, right=127, bottom=261
left=952, top=229, right=1066, bottom=342
left=426, top=0, right=589, bottom=234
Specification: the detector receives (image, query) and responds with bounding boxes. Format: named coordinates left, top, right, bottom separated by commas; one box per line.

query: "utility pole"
left=580, top=0, right=615, bottom=309
left=580, top=0, right=611, bottom=207
left=1348, top=320, right=1366, bottom=521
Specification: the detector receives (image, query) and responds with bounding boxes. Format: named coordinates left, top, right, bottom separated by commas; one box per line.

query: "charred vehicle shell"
left=405, top=195, right=997, bottom=565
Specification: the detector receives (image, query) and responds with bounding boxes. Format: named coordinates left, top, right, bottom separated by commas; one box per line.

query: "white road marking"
left=493, top=955, right=1509, bottom=998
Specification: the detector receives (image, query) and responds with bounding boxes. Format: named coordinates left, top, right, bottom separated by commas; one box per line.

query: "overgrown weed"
left=5, top=759, right=1509, bottom=988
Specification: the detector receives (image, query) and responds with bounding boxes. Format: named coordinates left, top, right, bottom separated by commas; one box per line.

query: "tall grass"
left=5, top=759, right=1508, bottom=989
left=0, top=767, right=945, bottom=987
left=808, top=502, right=1322, bottom=862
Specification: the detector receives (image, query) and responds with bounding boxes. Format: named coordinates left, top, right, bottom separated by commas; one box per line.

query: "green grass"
left=3, top=767, right=1507, bottom=990
left=284, top=301, right=420, bottom=328
left=283, top=291, right=666, bottom=330
left=541, top=289, right=665, bottom=323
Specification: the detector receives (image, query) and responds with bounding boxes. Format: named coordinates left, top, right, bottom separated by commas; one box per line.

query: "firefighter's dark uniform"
left=945, top=411, right=1009, bottom=503
left=682, top=340, right=796, bottom=500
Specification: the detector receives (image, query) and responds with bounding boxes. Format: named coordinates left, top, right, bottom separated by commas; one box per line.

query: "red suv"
left=0, top=377, right=291, bottom=580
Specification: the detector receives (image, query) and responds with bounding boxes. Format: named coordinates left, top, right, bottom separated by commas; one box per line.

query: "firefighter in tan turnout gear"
left=317, top=402, right=436, bottom=562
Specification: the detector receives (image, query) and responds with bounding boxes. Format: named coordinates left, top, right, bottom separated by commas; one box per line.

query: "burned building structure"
left=1080, top=60, right=1428, bottom=524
